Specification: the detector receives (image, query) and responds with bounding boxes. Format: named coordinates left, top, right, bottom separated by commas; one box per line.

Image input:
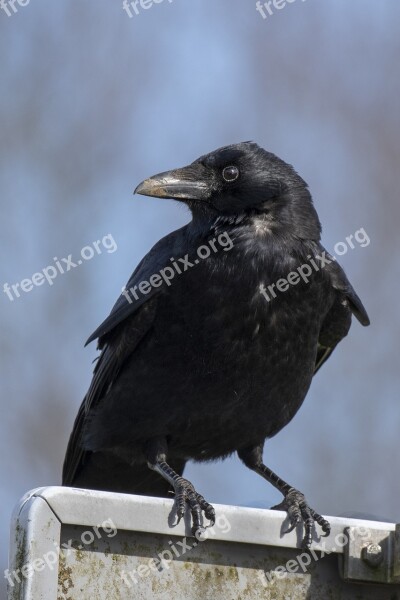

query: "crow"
left=63, top=142, right=369, bottom=548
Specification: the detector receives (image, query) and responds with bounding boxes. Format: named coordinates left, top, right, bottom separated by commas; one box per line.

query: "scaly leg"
left=238, top=444, right=330, bottom=548
left=146, top=438, right=215, bottom=536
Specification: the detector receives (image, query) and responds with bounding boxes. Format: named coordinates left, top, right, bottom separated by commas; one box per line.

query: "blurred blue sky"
left=1, top=0, right=399, bottom=592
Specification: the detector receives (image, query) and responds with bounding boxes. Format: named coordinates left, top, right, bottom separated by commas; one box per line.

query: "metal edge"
left=8, top=493, right=61, bottom=600
left=31, top=486, right=396, bottom=554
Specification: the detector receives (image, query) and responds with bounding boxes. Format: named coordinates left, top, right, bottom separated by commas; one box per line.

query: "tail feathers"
left=62, top=394, right=186, bottom=497
left=68, top=450, right=186, bottom=498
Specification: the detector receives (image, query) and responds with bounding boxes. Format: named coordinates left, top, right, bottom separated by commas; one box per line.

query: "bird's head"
left=135, top=142, right=321, bottom=240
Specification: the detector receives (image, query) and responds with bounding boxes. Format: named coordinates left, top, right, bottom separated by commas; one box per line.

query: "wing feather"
left=62, top=296, right=157, bottom=485
left=313, top=249, right=369, bottom=375
left=85, top=225, right=188, bottom=346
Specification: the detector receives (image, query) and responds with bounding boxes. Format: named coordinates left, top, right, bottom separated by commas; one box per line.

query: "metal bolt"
left=361, top=543, right=384, bottom=568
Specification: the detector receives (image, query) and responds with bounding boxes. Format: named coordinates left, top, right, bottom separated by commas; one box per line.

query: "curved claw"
left=175, top=490, right=187, bottom=524
left=273, top=489, right=330, bottom=548
left=284, top=516, right=301, bottom=534
left=319, top=521, right=331, bottom=537
left=173, top=478, right=216, bottom=535
left=201, top=499, right=216, bottom=528
left=309, top=508, right=331, bottom=538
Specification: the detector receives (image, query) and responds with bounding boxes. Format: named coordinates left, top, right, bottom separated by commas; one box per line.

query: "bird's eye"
left=222, top=165, right=239, bottom=182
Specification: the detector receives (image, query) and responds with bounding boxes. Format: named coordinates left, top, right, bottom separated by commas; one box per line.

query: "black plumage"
left=63, top=142, right=369, bottom=547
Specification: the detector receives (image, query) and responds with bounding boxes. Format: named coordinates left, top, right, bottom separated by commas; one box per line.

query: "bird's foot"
left=271, top=488, right=330, bottom=548
left=174, top=476, right=216, bottom=537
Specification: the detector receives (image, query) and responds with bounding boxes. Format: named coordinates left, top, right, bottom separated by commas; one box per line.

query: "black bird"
left=63, top=142, right=369, bottom=548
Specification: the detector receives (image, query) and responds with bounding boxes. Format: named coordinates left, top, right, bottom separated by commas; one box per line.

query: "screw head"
left=361, top=543, right=384, bottom=568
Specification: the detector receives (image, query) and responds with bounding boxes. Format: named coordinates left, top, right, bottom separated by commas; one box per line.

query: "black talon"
left=238, top=447, right=331, bottom=548
left=196, top=493, right=216, bottom=528
left=284, top=517, right=301, bottom=534
left=146, top=440, right=215, bottom=536
left=270, top=487, right=329, bottom=547
left=310, top=508, right=331, bottom=536
left=153, top=465, right=215, bottom=534
left=278, top=489, right=329, bottom=548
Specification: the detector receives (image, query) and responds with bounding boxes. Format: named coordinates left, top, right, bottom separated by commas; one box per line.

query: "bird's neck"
left=189, top=187, right=321, bottom=243
left=276, top=186, right=322, bottom=241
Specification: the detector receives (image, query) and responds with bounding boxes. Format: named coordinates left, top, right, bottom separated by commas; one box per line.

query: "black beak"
left=134, top=163, right=211, bottom=201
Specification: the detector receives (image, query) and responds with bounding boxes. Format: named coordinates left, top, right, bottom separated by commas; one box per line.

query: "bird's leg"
left=238, top=445, right=330, bottom=548
left=146, top=438, right=215, bottom=536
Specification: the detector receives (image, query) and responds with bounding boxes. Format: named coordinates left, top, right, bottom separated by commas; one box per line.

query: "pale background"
left=1, top=0, right=399, bottom=595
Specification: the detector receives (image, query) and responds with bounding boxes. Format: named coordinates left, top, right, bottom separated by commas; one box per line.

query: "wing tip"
left=359, top=313, right=371, bottom=327
left=352, top=302, right=370, bottom=327
left=85, top=325, right=106, bottom=347
left=84, top=333, right=96, bottom=347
